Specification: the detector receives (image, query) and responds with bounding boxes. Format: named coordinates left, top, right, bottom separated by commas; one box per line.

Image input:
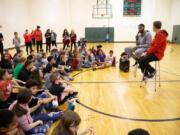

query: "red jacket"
left=34, top=29, right=42, bottom=41
left=23, top=33, right=31, bottom=43
left=146, top=30, right=168, bottom=60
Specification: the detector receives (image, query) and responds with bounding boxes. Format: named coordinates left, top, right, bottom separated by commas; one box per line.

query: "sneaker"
left=142, top=75, right=148, bottom=82
left=92, top=67, right=96, bottom=71
left=69, top=76, right=74, bottom=81
left=133, top=61, right=138, bottom=66
left=147, top=70, right=156, bottom=78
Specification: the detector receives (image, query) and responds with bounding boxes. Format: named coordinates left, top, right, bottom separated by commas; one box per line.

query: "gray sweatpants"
left=125, top=47, right=147, bottom=59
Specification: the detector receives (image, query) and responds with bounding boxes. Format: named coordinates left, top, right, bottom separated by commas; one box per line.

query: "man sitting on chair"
left=138, top=21, right=168, bottom=80
left=125, top=24, right=152, bottom=61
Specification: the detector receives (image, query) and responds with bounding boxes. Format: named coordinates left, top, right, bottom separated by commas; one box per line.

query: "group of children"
left=0, top=25, right=155, bottom=134
left=12, top=26, right=77, bottom=56
left=0, top=35, right=117, bottom=135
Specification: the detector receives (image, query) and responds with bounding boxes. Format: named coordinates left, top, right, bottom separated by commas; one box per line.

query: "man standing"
left=138, top=21, right=168, bottom=80
left=125, top=24, right=152, bottom=61
left=0, top=25, right=4, bottom=59
left=34, top=25, right=43, bottom=53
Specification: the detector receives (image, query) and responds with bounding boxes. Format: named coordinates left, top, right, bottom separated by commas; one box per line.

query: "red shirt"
left=71, top=58, right=79, bottom=70
left=31, top=31, right=35, bottom=39
left=146, top=30, right=168, bottom=60
left=0, top=80, right=13, bottom=101
left=34, top=29, right=43, bottom=41
left=23, top=33, right=31, bottom=43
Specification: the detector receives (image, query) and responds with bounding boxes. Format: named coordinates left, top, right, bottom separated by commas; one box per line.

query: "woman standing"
left=51, top=30, right=57, bottom=48
left=70, top=30, right=77, bottom=51
left=62, top=29, right=70, bottom=50
left=23, top=29, right=32, bottom=55
left=31, top=30, right=36, bottom=46
left=45, top=29, right=51, bottom=52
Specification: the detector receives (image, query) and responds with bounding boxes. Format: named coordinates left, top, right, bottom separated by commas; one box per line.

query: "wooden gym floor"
left=10, top=43, right=180, bottom=135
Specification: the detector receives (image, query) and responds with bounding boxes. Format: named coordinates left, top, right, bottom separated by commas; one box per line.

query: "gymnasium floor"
left=10, top=43, right=180, bottom=135
left=71, top=43, right=180, bottom=135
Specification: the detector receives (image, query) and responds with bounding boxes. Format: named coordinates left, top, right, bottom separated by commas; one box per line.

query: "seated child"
left=106, top=50, right=116, bottom=67
left=0, top=109, right=24, bottom=135
left=9, top=88, right=62, bottom=135
left=27, top=50, right=36, bottom=61
left=46, top=56, right=73, bottom=81
left=71, top=52, right=83, bottom=71
left=13, top=50, right=24, bottom=68
left=58, top=110, right=94, bottom=135
left=13, top=57, right=26, bottom=79
left=92, top=50, right=111, bottom=71
left=49, top=72, right=78, bottom=105
left=25, top=79, right=58, bottom=114
left=0, top=50, right=13, bottom=73
left=82, top=49, right=95, bottom=68
left=59, top=54, right=71, bottom=72
left=41, top=52, right=48, bottom=67
left=0, top=69, right=19, bottom=109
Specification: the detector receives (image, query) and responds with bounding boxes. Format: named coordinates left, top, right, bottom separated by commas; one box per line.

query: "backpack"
left=119, top=52, right=130, bottom=72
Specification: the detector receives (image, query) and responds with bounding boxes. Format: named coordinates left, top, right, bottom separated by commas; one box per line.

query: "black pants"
left=25, top=42, right=32, bottom=54
left=138, top=54, right=158, bottom=76
left=46, top=43, right=51, bottom=52
left=32, top=38, right=36, bottom=46
left=71, top=42, right=76, bottom=51
left=36, top=41, right=42, bottom=53
left=63, top=44, right=67, bottom=50
left=0, top=43, right=3, bottom=59
left=51, top=40, right=57, bottom=47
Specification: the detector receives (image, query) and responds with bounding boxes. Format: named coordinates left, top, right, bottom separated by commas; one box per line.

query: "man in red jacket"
left=34, top=26, right=43, bottom=53
left=138, top=21, right=168, bottom=80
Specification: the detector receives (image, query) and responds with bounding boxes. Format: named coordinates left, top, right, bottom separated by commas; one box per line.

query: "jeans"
left=46, top=43, right=51, bottom=52
left=34, top=92, right=55, bottom=114
left=70, top=42, right=76, bottom=51
left=25, top=111, right=63, bottom=135
left=15, top=46, right=20, bottom=53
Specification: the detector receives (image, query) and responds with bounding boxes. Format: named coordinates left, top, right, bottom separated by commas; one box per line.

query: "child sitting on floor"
left=82, top=49, right=95, bottom=68
left=106, top=50, right=116, bottom=67
left=25, top=79, right=59, bottom=114
left=58, top=110, right=94, bottom=135
left=0, top=109, right=24, bottom=135
left=72, top=52, right=83, bottom=71
left=9, top=88, right=62, bottom=135
left=0, top=69, right=19, bottom=109
left=49, top=72, right=78, bottom=105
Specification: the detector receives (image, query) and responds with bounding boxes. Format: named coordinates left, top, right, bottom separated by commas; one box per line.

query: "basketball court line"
left=72, top=68, right=180, bottom=122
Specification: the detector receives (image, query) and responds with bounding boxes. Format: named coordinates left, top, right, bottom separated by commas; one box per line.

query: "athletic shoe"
left=147, top=70, right=156, bottom=78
